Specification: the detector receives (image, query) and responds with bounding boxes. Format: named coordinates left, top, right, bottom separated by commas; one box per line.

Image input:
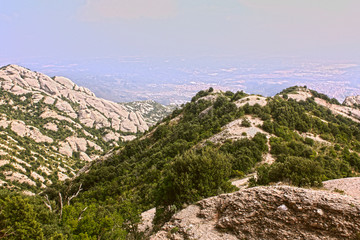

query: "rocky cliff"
left=0, top=64, right=151, bottom=193
left=343, top=95, right=360, bottom=108
left=152, top=185, right=360, bottom=240
left=0, top=64, right=148, bottom=133
left=121, top=99, right=177, bottom=126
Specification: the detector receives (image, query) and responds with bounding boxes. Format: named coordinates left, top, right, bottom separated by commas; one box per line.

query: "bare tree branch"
left=67, top=183, right=83, bottom=205
left=59, top=192, right=63, bottom=219
left=43, top=194, right=52, bottom=212
left=0, top=229, right=15, bottom=239
left=78, top=206, right=88, bottom=221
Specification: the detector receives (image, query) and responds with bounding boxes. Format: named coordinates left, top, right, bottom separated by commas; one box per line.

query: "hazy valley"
left=7, top=57, right=360, bottom=105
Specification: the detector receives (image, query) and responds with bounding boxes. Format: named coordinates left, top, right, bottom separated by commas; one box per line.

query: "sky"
left=1, top=0, right=360, bottom=62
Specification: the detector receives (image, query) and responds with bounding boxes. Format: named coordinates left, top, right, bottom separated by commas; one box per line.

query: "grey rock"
left=152, top=186, right=360, bottom=240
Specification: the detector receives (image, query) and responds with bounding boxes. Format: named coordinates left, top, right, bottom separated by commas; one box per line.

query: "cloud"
left=78, top=0, right=177, bottom=21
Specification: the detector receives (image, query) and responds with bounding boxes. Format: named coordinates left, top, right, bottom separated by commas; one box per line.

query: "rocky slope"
left=323, top=177, right=360, bottom=201
left=8, top=85, right=360, bottom=239
left=343, top=95, right=360, bottom=108
left=121, top=99, right=177, bottom=126
left=0, top=64, right=152, bottom=193
left=151, top=185, right=360, bottom=240
left=283, top=87, right=360, bottom=122
left=0, top=64, right=148, bottom=133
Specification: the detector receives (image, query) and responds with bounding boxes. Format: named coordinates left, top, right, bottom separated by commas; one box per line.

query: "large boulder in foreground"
left=152, top=186, right=360, bottom=240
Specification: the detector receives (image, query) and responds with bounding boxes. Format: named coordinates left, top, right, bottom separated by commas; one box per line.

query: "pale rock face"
left=57, top=172, right=69, bottom=181
left=86, top=140, right=102, bottom=151
left=0, top=120, right=9, bottom=129
left=343, top=95, right=360, bottom=107
left=208, top=116, right=267, bottom=143
left=43, top=122, right=58, bottom=131
left=38, top=166, right=52, bottom=175
left=43, top=96, right=55, bottom=105
left=120, top=119, right=138, bottom=132
left=315, top=98, right=360, bottom=123
left=22, top=190, right=36, bottom=196
left=235, top=95, right=268, bottom=108
left=58, top=166, right=67, bottom=173
left=0, top=64, right=149, bottom=135
left=13, top=157, right=31, bottom=167
left=0, top=179, right=7, bottom=186
left=11, top=85, right=31, bottom=95
left=80, top=152, right=92, bottom=162
left=121, top=135, right=137, bottom=142
left=31, top=171, right=45, bottom=182
left=12, top=163, right=26, bottom=173
left=53, top=76, right=75, bottom=89
left=10, top=120, right=53, bottom=143
left=0, top=160, right=10, bottom=167
left=4, top=171, right=36, bottom=186
left=103, top=131, right=121, bottom=142
left=152, top=186, right=360, bottom=240
left=55, top=99, right=77, bottom=118
left=59, top=142, right=73, bottom=157
left=66, top=136, right=87, bottom=152
left=32, top=93, right=44, bottom=103
left=0, top=64, right=152, bottom=189
left=82, top=129, right=93, bottom=138
left=323, top=177, right=360, bottom=200
left=286, top=89, right=313, bottom=102
left=59, top=137, right=102, bottom=158
left=40, top=110, right=75, bottom=124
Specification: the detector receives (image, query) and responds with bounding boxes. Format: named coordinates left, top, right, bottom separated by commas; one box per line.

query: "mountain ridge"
left=1, top=67, right=360, bottom=239
left=0, top=64, right=173, bottom=194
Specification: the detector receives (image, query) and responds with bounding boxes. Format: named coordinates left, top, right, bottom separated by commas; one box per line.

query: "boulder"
left=152, top=186, right=360, bottom=240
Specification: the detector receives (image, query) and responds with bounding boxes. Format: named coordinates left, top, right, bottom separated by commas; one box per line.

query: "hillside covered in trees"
left=2, top=86, right=360, bottom=239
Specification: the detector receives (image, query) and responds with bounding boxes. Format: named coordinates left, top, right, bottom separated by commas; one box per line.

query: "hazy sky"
left=1, top=0, right=359, bottom=61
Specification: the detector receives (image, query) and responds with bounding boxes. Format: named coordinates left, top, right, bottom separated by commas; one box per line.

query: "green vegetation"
left=1, top=86, right=360, bottom=238
left=0, top=89, right=124, bottom=192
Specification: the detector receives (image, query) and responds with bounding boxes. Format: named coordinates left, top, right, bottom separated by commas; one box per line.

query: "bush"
left=156, top=147, right=234, bottom=208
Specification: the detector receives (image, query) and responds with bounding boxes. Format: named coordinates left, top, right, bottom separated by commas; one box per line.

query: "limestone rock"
left=59, top=142, right=73, bottom=157
left=86, top=140, right=102, bottom=152
left=4, top=171, right=36, bottom=186
left=0, top=64, right=149, bottom=135
left=121, top=135, right=137, bottom=142
left=235, top=95, right=268, bottom=108
left=152, top=186, right=360, bottom=240
left=343, top=95, right=360, bottom=107
left=80, top=152, right=92, bottom=162
left=31, top=171, right=45, bottom=182
left=43, top=122, right=58, bottom=131
left=40, top=110, right=75, bottom=124
left=10, top=120, right=53, bottom=143
left=66, top=136, right=87, bottom=152
left=58, top=172, right=69, bottom=181
left=103, top=131, right=121, bottom=142
left=323, top=177, right=360, bottom=200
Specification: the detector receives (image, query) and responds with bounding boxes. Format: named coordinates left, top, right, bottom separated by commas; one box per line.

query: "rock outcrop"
left=152, top=186, right=360, bottom=240
left=0, top=64, right=152, bottom=193
left=0, top=64, right=148, bottom=133
left=285, top=88, right=360, bottom=122
left=121, top=100, right=176, bottom=126
left=344, top=95, right=360, bottom=107
left=323, top=177, right=360, bottom=200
